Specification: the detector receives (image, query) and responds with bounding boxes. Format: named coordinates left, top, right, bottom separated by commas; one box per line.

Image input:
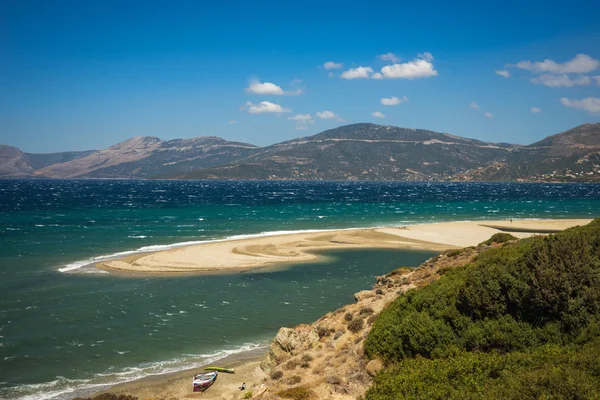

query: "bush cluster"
left=277, top=386, right=316, bottom=400
left=347, top=317, right=364, bottom=333
left=364, top=219, right=600, bottom=399
left=479, top=232, right=517, bottom=246
left=270, top=370, right=284, bottom=380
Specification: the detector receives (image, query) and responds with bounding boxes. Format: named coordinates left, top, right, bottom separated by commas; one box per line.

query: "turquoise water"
left=1, top=180, right=599, bottom=399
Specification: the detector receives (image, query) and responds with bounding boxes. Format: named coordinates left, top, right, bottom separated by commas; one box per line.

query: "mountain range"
left=1, top=123, right=599, bottom=182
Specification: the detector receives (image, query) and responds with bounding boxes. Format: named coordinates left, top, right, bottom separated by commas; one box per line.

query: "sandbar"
left=97, top=219, right=592, bottom=274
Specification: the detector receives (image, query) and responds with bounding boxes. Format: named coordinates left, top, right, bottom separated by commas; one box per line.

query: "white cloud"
left=560, top=97, right=600, bottom=115
left=228, top=120, right=236, bottom=124
left=380, top=58, right=438, bottom=79
left=530, top=107, right=541, bottom=113
left=246, top=80, right=285, bottom=95
left=323, top=61, right=343, bottom=69
left=288, top=114, right=315, bottom=128
left=514, top=54, right=600, bottom=74
left=372, top=111, right=385, bottom=118
left=379, top=52, right=401, bottom=62
left=495, top=70, right=510, bottom=78
left=288, top=113, right=313, bottom=121
left=531, top=74, right=591, bottom=87
left=372, top=72, right=383, bottom=79
left=244, top=101, right=291, bottom=114
left=341, top=66, right=374, bottom=79
left=381, top=96, right=408, bottom=106
left=316, top=110, right=343, bottom=121
left=470, top=101, right=480, bottom=109
left=595, top=76, right=600, bottom=85
left=484, top=112, right=493, bottom=118
left=417, top=52, right=434, bottom=62
left=246, top=79, right=303, bottom=96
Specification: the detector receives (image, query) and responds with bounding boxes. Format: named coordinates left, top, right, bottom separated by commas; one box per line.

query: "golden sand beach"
left=97, top=219, right=592, bottom=274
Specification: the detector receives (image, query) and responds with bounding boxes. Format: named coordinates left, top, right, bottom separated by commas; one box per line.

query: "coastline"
left=96, top=348, right=268, bottom=400
left=96, top=219, right=592, bottom=275
left=86, top=218, right=593, bottom=399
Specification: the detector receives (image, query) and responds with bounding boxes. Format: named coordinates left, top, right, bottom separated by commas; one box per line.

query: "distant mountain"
left=0, top=145, right=34, bottom=177
left=456, top=123, right=600, bottom=182
left=1, top=123, right=599, bottom=182
left=171, top=123, right=521, bottom=181
left=33, top=136, right=257, bottom=178
left=25, top=150, right=97, bottom=170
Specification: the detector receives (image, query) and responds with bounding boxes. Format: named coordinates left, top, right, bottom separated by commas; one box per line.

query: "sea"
left=1, top=179, right=599, bottom=400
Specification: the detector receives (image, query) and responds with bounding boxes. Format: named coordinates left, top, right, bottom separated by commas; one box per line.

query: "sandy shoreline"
left=97, top=219, right=592, bottom=275
left=97, top=348, right=268, bottom=400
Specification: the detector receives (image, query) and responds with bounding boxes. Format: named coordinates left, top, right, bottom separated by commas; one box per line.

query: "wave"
left=2, top=341, right=268, bottom=400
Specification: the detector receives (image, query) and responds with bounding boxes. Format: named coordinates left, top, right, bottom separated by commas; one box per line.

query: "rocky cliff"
left=254, top=242, right=500, bottom=399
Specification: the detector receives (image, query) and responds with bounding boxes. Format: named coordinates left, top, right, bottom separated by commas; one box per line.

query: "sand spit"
left=97, top=219, right=591, bottom=274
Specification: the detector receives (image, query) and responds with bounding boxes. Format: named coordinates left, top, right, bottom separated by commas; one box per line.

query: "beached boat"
left=193, top=371, right=218, bottom=392
left=204, top=366, right=235, bottom=374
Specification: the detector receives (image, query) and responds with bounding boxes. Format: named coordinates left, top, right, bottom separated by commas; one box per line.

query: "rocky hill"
left=173, top=124, right=520, bottom=181
left=2, top=123, right=599, bottom=181
left=456, top=123, right=600, bottom=182
left=0, top=145, right=96, bottom=177
left=4, top=136, right=257, bottom=179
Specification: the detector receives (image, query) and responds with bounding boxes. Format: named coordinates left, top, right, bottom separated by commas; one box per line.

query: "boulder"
left=366, top=359, right=384, bottom=377
left=261, top=325, right=319, bottom=372
left=354, top=290, right=373, bottom=302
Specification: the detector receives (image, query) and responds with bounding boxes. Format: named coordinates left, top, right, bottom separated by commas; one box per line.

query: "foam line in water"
left=5, top=341, right=268, bottom=400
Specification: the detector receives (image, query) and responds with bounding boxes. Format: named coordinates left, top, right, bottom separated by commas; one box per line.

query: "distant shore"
left=97, top=219, right=592, bottom=274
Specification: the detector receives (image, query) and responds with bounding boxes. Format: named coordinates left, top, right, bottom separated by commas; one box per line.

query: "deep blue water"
left=1, top=179, right=599, bottom=399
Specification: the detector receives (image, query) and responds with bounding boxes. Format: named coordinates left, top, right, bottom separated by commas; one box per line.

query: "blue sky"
left=1, top=0, right=600, bottom=152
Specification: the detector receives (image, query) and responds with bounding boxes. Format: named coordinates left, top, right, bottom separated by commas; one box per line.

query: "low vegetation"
left=347, top=317, right=364, bottom=333
left=364, top=219, right=600, bottom=399
left=276, top=386, right=316, bottom=400
left=479, top=232, right=517, bottom=246
left=270, top=370, right=284, bottom=380
left=73, top=395, right=138, bottom=400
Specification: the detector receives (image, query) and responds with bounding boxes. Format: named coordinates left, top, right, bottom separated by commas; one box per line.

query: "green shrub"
left=327, top=375, right=342, bottom=385
left=270, top=370, right=283, bottom=380
left=317, top=326, right=329, bottom=338
left=344, top=312, right=353, bottom=322
left=284, top=360, right=298, bottom=370
left=286, top=375, right=302, bottom=385
left=277, top=386, right=316, bottom=400
left=359, top=307, right=374, bottom=316
left=443, top=249, right=462, bottom=257
left=366, top=219, right=600, bottom=362
left=366, top=339, right=600, bottom=399
left=301, top=354, right=313, bottom=362
left=347, top=317, right=364, bottom=333
left=363, top=219, right=600, bottom=399
left=480, top=232, right=518, bottom=246
left=242, top=391, right=253, bottom=399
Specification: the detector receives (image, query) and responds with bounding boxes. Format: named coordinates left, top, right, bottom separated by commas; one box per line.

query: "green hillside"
left=364, top=219, right=600, bottom=399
